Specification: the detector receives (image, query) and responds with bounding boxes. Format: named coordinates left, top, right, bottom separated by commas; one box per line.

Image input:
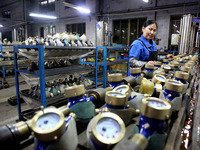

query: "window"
left=113, top=18, right=146, bottom=45
left=169, top=16, right=181, bottom=50
left=65, top=0, right=85, bottom=9
left=40, top=0, right=55, bottom=12
left=66, top=23, right=85, bottom=35
left=2, top=10, right=11, bottom=18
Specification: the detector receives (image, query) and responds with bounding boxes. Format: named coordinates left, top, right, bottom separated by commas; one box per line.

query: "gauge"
left=163, top=65, right=171, bottom=69
left=31, top=107, right=65, bottom=142
left=165, top=79, right=183, bottom=93
left=96, top=117, right=121, bottom=139
left=36, top=113, right=60, bottom=130
left=147, top=100, right=166, bottom=108
left=108, top=92, right=125, bottom=98
left=115, top=86, right=128, bottom=93
left=155, top=75, right=166, bottom=82
left=105, top=91, right=127, bottom=106
left=141, top=97, right=171, bottom=120
left=91, top=112, right=125, bottom=145
left=113, top=85, right=131, bottom=98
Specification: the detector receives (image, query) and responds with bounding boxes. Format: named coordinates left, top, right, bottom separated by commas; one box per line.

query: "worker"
left=129, top=20, right=158, bottom=68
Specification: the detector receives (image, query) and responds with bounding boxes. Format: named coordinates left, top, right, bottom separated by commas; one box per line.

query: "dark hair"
left=143, top=20, right=158, bottom=29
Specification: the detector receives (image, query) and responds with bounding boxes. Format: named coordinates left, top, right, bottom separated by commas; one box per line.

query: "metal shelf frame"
left=0, top=45, right=14, bottom=78
left=14, top=45, right=96, bottom=120
left=80, top=46, right=129, bottom=88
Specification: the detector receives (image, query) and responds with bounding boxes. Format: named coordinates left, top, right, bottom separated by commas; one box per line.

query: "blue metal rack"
left=14, top=45, right=96, bottom=120
left=0, top=45, right=14, bottom=78
left=80, top=46, right=129, bottom=88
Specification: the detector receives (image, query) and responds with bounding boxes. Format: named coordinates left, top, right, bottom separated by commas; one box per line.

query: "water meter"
left=104, top=91, right=139, bottom=125
left=137, top=97, right=171, bottom=144
left=31, top=108, right=65, bottom=142
left=130, top=68, right=143, bottom=85
left=162, top=59, right=169, bottom=64
left=108, top=73, right=123, bottom=89
left=65, top=84, right=95, bottom=119
left=142, top=63, right=154, bottom=78
left=174, top=71, right=189, bottom=94
left=87, top=112, right=126, bottom=150
left=159, top=79, right=183, bottom=111
left=154, top=61, right=162, bottom=68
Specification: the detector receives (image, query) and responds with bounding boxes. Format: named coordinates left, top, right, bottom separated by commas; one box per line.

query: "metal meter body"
left=87, top=112, right=125, bottom=150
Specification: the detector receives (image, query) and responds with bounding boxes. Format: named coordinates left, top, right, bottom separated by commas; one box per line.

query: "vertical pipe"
left=14, top=45, right=22, bottom=120
left=179, top=18, right=183, bottom=54
left=186, top=14, right=192, bottom=54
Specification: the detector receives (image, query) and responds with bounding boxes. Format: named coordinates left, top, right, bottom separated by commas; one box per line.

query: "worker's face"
left=142, top=24, right=157, bottom=40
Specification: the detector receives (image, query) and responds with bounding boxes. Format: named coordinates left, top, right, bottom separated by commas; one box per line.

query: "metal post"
left=95, top=47, right=98, bottom=88
left=14, top=45, right=22, bottom=120
left=38, top=45, right=46, bottom=108
left=103, top=46, right=107, bottom=88
left=0, top=45, right=5, bottom=78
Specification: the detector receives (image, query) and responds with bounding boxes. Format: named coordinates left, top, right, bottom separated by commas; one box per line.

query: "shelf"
left=20, top=90, right=67, bottom=108
left=97, top=59, right=128, bottom=66
left=16, top=65, right=95, bottom=77
left=16, top=45, right=96, bottom=50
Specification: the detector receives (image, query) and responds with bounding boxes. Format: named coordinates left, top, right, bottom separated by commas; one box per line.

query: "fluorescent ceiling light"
left=63, top=2, right=90, bottom=14
left=29, top=13, right=57, bottom=19
left=143, top=0, right=149, bottom=3
left=0, top=24, right=3, bottom=27
left=74, top=6, right=90, bottom=14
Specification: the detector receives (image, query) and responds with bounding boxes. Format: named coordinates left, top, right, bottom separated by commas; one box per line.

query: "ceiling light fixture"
left=0, top=24, right=3, bottom=27
left=29, top=13, right=57, bottom=19
left=143, top=0, right=149, bottom=3
left=63, top=2, right=90, bottom=14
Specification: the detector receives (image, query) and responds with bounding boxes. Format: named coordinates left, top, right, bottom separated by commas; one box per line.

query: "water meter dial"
left=162, top=65, right=171, bottom=73
left=152, top=74, right=166, bottom=85
left=105, top=91, right=127, bottom=106
left=90, top=112, right=125, bottom=146
left=113, top=85, right=132, bottom=99
left=141, top=97, right=171, bottom=120
left=31, top=107, right=65, bottom=142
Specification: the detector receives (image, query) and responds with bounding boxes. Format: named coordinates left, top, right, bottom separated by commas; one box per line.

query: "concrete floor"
left=0, top=76, right=30, bottom=126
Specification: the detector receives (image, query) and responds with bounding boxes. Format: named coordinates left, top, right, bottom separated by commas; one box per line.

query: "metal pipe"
left=179, top=18, right=183, bottom=54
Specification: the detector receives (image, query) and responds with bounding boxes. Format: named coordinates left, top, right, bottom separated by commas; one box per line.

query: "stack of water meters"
left=0, top=54, right=198, bottom=150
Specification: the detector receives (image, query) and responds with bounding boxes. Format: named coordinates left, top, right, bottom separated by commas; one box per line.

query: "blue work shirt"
left=129, top=35, right=157, bottom=61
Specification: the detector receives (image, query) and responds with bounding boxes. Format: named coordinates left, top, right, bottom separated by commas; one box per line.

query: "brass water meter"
left=65, top=84, right=85, bottom=98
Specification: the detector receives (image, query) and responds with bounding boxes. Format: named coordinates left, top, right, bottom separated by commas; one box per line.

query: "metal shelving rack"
left=0, top=44, right=14, bottom=78
left=80, top=46, right=129, bottom=88
left=14, top=45, right=96, bottom=120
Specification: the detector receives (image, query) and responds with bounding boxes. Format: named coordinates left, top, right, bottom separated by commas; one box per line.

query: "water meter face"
left=36, top=113, right=60, bottom=130
left=164, top=65, right=170, bottom=69
left=147, top=100, right=166, bottom=108
left=109, top=92, right=124, bottom=98
left=115, top=86, right=128, bottom=94
left=96, top=117, right=121, bottom=139
left=156, top=75, right=165, bottom=82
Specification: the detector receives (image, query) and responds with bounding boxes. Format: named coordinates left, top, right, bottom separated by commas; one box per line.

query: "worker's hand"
left=167, top=54, right=173, bottom=58
left=147, top=61, right=155, bottom=65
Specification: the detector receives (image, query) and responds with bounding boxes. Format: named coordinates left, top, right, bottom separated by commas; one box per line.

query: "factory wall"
left=0, top=0, right=199, bottom=49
